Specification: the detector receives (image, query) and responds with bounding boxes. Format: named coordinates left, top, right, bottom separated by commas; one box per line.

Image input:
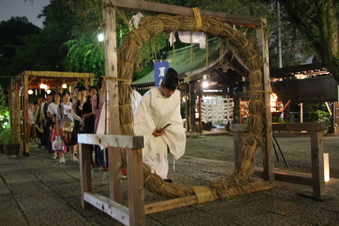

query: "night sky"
left=0, top=0, right=50, bottom=28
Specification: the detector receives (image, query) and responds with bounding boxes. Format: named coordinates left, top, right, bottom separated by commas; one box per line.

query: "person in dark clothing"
left=42, top=92, right=55, bottom=153
left=71, top=86, right=86, bottom=162
left=82, top=87, right=97, bottom=166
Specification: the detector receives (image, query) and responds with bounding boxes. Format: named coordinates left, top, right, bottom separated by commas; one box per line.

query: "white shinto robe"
left=133, top=87, right=186, bottom=178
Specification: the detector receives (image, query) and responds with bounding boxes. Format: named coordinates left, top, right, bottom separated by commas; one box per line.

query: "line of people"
left=28, top=68, right=185, bottom=181
left=29, top=79, right=109, bottom=170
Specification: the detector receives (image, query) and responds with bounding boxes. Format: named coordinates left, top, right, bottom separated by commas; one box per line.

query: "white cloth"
left=143, top=153, right=168, bottom=179
left=133, top=86, right=186, bottom=161
left=129, top=12, right=144, bottom=29
left=131, top=89, right=142, bottom=116
left=92, top=93, right=105, bottom=133
left=178, top=31, right=206, bottom=49
left=28, top=109, right=34, bottom=125
left=47, top=103, right=60, bottom=117
left=61, top=103, right=73, bottom=121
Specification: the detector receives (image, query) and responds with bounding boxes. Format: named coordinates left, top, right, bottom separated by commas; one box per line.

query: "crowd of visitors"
left=27, top=68, right=184, bottom=182
left=28, top=80, right=109, bottom=171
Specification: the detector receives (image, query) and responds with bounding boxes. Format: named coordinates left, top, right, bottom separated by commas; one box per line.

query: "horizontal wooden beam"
left=145, top=180, right=272, bottom=214
left=274, top=172, right=313, bottom=186
left=84, top=192, right=129, bottom=225
left=23, top=71, right=95, bottom=78
left=254, top=169, right=313, bottom=186
left=145, top=196, right=198, bottom=215
left=78, top=134, right=144, bottom=149
left=272, top=122, right=326, bottom=132
left=108, top=0, right=261, bottom=28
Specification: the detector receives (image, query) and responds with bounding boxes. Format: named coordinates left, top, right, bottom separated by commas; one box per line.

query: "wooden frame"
left=232, top=122, right=327, bottom=197
left=78, top=133, right=272, bottom=225
left=89, top=1, right=273, bottom=225
left=9, top=71, right=94, bottom=155
left=108, top=0, right=261, bottom=28
left=78, top=134, right=145, bottom=225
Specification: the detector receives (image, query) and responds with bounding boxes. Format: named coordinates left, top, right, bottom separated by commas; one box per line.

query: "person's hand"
left=152, top=129, right=165, bottom=137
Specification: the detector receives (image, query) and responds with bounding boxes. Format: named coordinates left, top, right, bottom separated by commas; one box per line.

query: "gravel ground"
left=180, top=132, right=339, bottom=180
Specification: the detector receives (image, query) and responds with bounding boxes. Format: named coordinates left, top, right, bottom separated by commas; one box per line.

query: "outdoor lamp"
left=28, top=89, right=33, bottom=95
left=98, top=33, right=104, bottom=42
left=324, top=153, right=330, bottom=182
left=61, top=83, right=67, bottom=89
left=202, top=75, right=209, bottom=88
left=39, top=81, right=47, bottom=90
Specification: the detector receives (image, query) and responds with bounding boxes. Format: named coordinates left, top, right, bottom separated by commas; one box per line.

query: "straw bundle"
left=117, top=13, right=265, bottom=200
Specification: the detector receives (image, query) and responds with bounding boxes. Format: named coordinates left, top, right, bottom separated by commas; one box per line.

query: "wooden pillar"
left=257, top=18, right=274, bottom=183
left=126, top=148, right=145, bottom=225
left=103, top=0, right=123, bottom=204
left=79, top=143, right=92, bottom=209
left=310, top=131, right=325, bottom=197
left=197, top=82, right=203, bottom=135
left=232, top=124, right=248, bottom=170
left=188, top=81, right=196, bottom=132
left=23, top=73, right=29, bottom=154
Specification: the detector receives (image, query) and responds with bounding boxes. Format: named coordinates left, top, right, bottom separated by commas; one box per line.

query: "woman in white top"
left=28, top=102, right=36, bottom=143
left=47, top=92, right=61, bottom=160
left=59, top=91, right=74, bottom=163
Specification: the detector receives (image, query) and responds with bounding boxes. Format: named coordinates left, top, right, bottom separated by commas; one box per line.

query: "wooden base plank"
left=254, top=169, right=313, bottom=186
left=145, top=180, right=272, bottom=215
left=84, top=192, right=129, bottom=225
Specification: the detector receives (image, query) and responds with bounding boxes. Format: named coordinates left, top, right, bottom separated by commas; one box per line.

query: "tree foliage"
left=277, top=0, right=339, bottom=83
left=0, top=17, right=41, bottom=87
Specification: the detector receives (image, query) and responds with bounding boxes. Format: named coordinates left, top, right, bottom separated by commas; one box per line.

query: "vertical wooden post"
left=188, top=81, right=196, bottom=132
left=79, top=143, right=92, bottom=209
left=102, top=0, right=123, bottom=204
left=232, top=124, right=248, bottom=171
left=256, top=18, right=274, bottom=182
left=126, top=148, right=145, bottom=225
left=23, top=73, right=29, bottom=154
left=310, top=131, right=325, bottom=197
left=233, top=130, right=243, bottom=171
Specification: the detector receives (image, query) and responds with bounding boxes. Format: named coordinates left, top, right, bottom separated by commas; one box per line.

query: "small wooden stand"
left=233, top=123, right=327, bottom=198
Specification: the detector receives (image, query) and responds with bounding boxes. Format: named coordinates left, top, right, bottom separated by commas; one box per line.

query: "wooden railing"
left=78, top=134, right=145, bottom=225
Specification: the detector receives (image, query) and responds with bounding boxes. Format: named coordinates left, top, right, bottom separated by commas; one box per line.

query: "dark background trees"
left=1, top=0, right=336, bottom=89
left=0, top=17, right=41, bottom=88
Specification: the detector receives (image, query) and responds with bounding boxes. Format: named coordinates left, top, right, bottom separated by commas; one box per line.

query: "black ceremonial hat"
left=162, top=68, right=178, bottom=90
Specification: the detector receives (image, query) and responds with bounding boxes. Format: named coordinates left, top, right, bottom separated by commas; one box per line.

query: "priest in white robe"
left=133, top=68, right=186, bottom=181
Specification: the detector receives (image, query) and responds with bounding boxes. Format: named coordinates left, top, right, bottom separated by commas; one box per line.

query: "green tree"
left=0, top=17, right=41, bottom=87
left=5, top=0, right=76, bottom=77
left=276, top=0, right=339, bottom=83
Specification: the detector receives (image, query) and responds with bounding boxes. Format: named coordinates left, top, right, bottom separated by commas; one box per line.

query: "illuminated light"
left=270, top=92, right=278, bottom=112
left=28, top=89, right=33, bottom=95
left=61, top=83, right=67, bottom=89
left=202, top=75, right=209, bottom=88
left=324, top=153, right=330, bottom=182
left=98, top=33, right=104, bottom=42
left=46, top=89, right=51, bottom=94
left=39, top=83, right=47, bottom=90
left=202, top=81, right=209, bottom=88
